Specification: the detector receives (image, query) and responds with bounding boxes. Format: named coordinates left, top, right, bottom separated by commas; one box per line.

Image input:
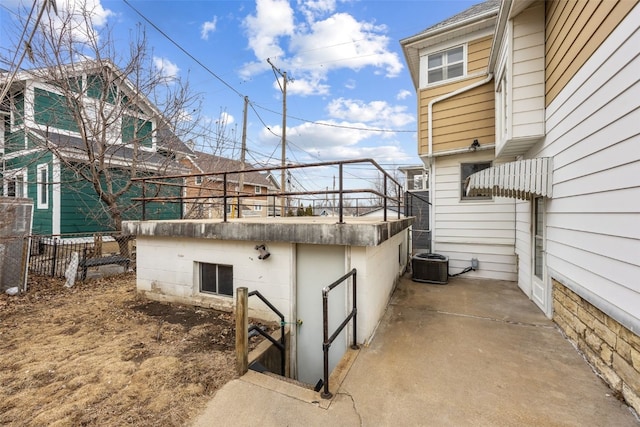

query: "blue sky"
left=1, top=0, right=479, bottom=190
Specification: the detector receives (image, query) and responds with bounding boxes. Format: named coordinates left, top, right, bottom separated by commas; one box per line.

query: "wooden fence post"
left=236, top=287, right=248, bottom=375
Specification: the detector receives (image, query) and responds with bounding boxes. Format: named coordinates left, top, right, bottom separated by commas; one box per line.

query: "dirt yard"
left=0, top=272, right=270, bottom=426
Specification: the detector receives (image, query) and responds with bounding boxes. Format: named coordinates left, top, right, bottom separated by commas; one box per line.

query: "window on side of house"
left=461, top=162, right=492, bottom=200
left=6, top=170, right=26, bottom=198
left=255, top=185, right=261, bottom=194
left=254, top=204, right=262, bottom=211
left=427, top=45, right=465, bottom=84
left=37, top=164, right=49, bottom=209
left=199, top=262, right=233, bottom=296
left=195, top=176, right=202, bottom=185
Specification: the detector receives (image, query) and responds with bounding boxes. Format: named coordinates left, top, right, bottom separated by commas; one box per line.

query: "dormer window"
left=427, top=45, right=464, bottom=84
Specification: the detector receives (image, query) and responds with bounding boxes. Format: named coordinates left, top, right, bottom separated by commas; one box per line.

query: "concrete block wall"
left=553, top=280, right=640, bottom=414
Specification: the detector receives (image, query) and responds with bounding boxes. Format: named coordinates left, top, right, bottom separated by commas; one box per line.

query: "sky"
left=1, top=0, right=479, bottom=193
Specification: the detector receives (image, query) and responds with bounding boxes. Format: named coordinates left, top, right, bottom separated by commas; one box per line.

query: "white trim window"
left=195, top=176, right=202, bottom=185
left=37, top=163, right=49, bottom=209
left=254, top=204, right=262, bottom=212
left=255, top=185, right=261, bottom=194
left=5, top=169, right=27, bottom=198
left=427, top=45, right=465, bottom=84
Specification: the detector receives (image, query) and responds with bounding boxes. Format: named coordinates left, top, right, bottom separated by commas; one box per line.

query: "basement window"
left=199, top=262, right=233, bottom=296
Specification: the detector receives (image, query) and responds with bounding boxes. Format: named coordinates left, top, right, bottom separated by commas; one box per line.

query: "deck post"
left=236, top=287, right=249, bottom=375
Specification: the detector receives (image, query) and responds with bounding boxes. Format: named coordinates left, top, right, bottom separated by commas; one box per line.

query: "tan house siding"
left=467, top=35, right=493, bottom=74
left=417, top=33, right=495, bottom=156
left=545, top=0, right=638, bottom=106
left=429, top=82, right=495, bottom=153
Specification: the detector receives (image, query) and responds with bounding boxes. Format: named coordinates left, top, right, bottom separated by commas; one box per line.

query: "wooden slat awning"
left=466, top=157, right=553, bottom=200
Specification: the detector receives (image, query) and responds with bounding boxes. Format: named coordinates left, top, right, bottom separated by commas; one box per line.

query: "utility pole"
left=267, top=58, right=290, bottom=217
left=238, top=96, right=248, bottom=217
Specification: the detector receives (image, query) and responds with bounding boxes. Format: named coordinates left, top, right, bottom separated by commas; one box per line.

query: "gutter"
left=427, top=73, right=494, bottom=158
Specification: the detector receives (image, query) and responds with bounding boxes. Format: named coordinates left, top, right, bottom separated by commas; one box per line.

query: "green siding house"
left=1, top=62, right=190, bottom=235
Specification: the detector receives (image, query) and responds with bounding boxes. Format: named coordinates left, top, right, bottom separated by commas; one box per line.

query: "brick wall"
left=553, top=279, right=640, bottom=414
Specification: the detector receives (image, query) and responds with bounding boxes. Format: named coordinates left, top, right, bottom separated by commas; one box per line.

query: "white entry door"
left=531, top=197, right=549, bottom=314
left=295, top=244, right=346, bottom=385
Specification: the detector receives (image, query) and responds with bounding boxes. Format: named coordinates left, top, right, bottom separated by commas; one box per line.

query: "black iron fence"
left=28, top=233, right=135, bottom=279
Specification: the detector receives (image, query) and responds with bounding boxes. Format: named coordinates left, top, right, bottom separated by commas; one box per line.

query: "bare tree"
left=1, top=2, right=205, bottom=239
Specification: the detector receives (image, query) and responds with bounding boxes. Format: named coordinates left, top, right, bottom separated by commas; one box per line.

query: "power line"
left=253, top=103, right=414, bottom=133
left=123, top=0, right=244, bottom=100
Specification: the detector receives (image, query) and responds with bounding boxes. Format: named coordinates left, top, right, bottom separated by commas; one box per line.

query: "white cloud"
left=241, top=0, right=295, bottom=74
left=201, top=16, right=218, bottom=40
left=326, top=98, right=415, bottom=128
left=217, top=111, right=235, bottom=126
left=240, top=1, right=403, bottom=91
left=297, top=0, right=337, bottom=22
left=281, top=76, right=330, bottom=96
left=153, top=56, right=180, bottom=81
left=40, top=0, right=114, bottom=44
left=396, top=89, right=412, bottom=100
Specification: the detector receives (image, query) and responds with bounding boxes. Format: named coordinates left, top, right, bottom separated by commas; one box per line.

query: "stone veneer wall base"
left=552, top=279, right=640, bottom=415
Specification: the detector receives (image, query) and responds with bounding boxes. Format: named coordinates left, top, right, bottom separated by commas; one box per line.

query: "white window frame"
left=255, top=185, right=261, bottom=194
left=195, top=176, right=202, bottom=185
left=426, top=45, right=466, bottom=85
left=254, top=204, right=263, bottom=211
left=5, top=169, right=27, bottom=198
left=37, top=163, right=49, bottom=209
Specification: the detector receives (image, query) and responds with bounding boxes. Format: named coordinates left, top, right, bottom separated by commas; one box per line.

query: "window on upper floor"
left=461, top=162, right=492, bottom=200
left=255, top=185, right=261, bottom=194
left=427, top=45, right=465, bottom=84
left=195, top=176, right=202, bottom=185
left=37, top=164, right=49, bottom=209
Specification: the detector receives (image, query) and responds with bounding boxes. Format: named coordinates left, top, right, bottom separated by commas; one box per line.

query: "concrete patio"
left=192, top=275, right=639, bottom=426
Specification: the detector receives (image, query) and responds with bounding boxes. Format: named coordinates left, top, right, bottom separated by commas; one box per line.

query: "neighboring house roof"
left=189, top=151, right=274, bottom=189
left=358, top=206, right=402, bottom=217
left=35, top=130, right=188, bottom=173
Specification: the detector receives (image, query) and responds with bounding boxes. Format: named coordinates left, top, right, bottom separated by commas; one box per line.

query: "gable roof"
left=418, top=0, right=500, bottom=37
left=400, top=0, right=500, bottom=88
left=189, top=151, right=274, bottom=188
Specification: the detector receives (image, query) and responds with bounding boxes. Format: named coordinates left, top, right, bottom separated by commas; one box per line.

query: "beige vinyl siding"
left=417, top=34, right=495, bottom=156
left=534, top=2, right=640, bottom=332
left=467, top=35, right=492, bottom=74
left=545, top=0, right=638, bottom=106
left=433, top=151, right=517, bottom=281
left=511, top=3, right=545, bottom=139
left=431, top=83, right=495, bottom=153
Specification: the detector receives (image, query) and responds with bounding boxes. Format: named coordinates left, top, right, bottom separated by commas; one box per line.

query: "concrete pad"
left=191, top=276, right=639, bottom=426
left=341, top=278, right=638, bottom=426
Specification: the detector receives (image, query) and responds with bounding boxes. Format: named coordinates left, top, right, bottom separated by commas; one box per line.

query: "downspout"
left=426, top=72, right=494, bottom=253
left=427, top=73, right=494, bottom=157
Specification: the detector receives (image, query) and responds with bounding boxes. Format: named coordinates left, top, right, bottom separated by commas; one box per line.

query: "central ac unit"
left=411, top=253, right=449, bottom=284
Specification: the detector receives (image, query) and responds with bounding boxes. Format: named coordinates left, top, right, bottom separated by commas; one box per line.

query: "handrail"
left=321, top=268, right=358, bottom=399
left=248, top=290, right=286, bottom=376
left=131, top=158, right=404, bottom=222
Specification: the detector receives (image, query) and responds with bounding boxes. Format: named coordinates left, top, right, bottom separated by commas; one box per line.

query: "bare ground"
left=0, top=273, right=270, bottom=427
